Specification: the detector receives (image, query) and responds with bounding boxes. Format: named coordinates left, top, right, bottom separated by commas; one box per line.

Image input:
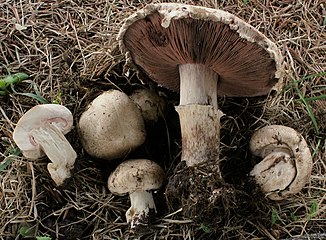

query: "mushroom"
left=108, top=159, right=165, bottom=229
left=249, top=125, right=313, bottom=200
left=13, top=104, right=76, bottom=186
left=129, top=88, right=167, bottom=123
left=78, top=90, right=146, bottom=160
left=118, top=3, right=283, bottom=215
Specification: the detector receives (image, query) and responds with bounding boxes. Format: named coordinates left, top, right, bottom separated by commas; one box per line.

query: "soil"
left=1, top=1, right=325, bottom=239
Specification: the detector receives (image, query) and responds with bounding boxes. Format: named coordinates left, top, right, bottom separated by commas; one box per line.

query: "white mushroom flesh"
left=13, top=104, right=76, bottom=186
left=30, top=122, right=77, bottom=186
left=250, top=149, right=296, bottom=194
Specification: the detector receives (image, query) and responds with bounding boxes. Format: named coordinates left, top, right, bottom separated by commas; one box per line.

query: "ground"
left=0, top=0, right=325, bottom=239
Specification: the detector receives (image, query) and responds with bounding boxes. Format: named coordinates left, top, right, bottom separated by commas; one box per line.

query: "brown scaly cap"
left=118, top=3, right=284, bottom=97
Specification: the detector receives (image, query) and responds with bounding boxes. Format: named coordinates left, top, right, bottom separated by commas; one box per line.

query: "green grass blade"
left=10, top=81, right=49, bottom=104
left=309, top=201, right=318, bottom=219
left=284, top=72, right=326, bottom=91
left=304, top=94, right=326, bottom=102
left=243, top=0, right=250, bottom=5
left=293, top=80, right=319, bottom=135
left=301, top=71, right=326, bottom=80
left=0, top=158, right=14, bottom=172
left=16, top=92, right=49, bottom=104
left=311, top=138, right=322, bottom=158
left=0, top=147, right=21, bottom=172
left=0, top=90, right=8, bottom=96
left=0, top=72, right=29, bottom=88
left=4, top=146, right=21, bottom=156
left=36, top=237, right=52, bottom=240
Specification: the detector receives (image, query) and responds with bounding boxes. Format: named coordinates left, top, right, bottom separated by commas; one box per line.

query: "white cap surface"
left=108, top=159, right=165, bottom=195
left=78, top=90, right=146, bottom=160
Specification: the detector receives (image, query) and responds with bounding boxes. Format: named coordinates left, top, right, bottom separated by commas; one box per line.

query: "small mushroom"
left=249, top=125, right=313, bottom=200
left=13, top=104, right=76, bottom=186
left=78, top=90, right=146, bottom=160
left=108, top=159, right=165, bottom=229
left=129, top=88, right=166, bottom=123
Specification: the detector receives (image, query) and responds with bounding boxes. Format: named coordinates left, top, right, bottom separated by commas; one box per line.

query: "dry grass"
left=0, top=0, right=325, bottom=239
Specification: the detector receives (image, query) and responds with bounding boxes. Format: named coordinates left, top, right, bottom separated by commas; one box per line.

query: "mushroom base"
left=165, top=160, right=243, bottom=225
left=127, top=190, right=157, bottom=230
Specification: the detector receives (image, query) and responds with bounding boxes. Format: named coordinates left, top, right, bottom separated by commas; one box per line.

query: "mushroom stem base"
left=176, top=104, right=224, bottom=167
left=127, top=190, right=156, bottom=229
left=165, top=160, right=240, bottom=225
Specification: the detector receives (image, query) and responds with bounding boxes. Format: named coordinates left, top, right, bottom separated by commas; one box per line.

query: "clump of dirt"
left=165, top=159, right=250, bottom=230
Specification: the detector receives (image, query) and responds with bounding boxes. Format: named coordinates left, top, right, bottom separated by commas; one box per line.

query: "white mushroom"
left=13, top=104, right=76, bottom=186
left=78, top=90, right=146, bottom=160
left=108, top=159, right=165, bottom=229
left=249, top=125, right=313, bottom=200
left=129, top=88, right=166, bottom=123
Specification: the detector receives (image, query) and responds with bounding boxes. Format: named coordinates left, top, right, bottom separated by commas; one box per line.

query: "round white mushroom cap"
left=78, top=90, right=146, bottom=160
left=13, top=104, right=74, bottom=159
left=108, top=159, right=165, bottom=195
left=249, top=125, right=313, bottom=200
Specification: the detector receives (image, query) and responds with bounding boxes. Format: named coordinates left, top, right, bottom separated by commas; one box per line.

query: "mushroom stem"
left=126, top=190, right=156, bottom=229
left=179, top=64, right=218, bottom=107
left=30, top=122, right=76, bottom=186
left=177, top=64, right=224, bottom=167
left=176, top=105, right=223, bottom=167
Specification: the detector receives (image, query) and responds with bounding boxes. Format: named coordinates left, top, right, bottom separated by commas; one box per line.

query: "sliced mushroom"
left=249, top=125, right=313, bottom=200
left=108, top=159, right=165, bottom=229
left=13, top=104, right=76, bottom=186
left=78, top=90, right=146, bottom=160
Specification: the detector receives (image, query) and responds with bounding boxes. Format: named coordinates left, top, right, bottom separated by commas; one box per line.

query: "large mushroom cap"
left=108, top=159, right=165, bottom=195
left=119, top=3, right=283, bottom=97
left=13, top=104, right=74, bottom=159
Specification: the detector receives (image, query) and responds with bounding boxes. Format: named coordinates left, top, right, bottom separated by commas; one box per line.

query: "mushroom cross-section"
left=249, top=125, right=313, bottom=200
left=118, top=3, right=283, bottom=215
left=13, top=104, right=76, bottom=186
left=78, top=90, right=146, bottom=160
left=108, top=159, right=165, bottom=229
